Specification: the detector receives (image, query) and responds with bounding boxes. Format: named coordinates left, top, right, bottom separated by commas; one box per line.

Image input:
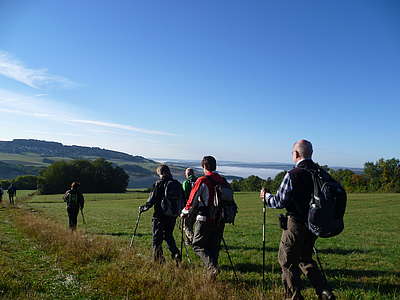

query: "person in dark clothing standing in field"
left=7, top=184, right=17, bottom=205
left=181, top=156, right=227, bottom=279
left=63, top=182, right=84, bottom=231
left=260, top=140, right=335, bottom=300
left=139, top=165, right=184, bottom=263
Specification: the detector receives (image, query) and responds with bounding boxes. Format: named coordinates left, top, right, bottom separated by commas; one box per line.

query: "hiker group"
left=0, top=184, right=17, bottom=206
left=64, top=140, right=346, bottom=300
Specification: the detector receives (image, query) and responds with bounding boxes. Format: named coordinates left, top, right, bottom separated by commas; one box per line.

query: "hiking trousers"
left=152, top=216, right=180, bottom=262
left=192, top=220, right=225, bottom=270
left=278, top=217, right=327, bottom=297
left=67, top=207, right=79, bottom=230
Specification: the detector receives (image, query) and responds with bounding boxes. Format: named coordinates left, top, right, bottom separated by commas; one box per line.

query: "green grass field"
left=1, top=192, right=399, bottom=299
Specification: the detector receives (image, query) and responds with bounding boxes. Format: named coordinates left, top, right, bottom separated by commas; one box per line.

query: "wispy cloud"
left=0, top=107, right=50, bottom=118
left=0, top=88, right=177, bottom=137
left=0, top=51, right=76, bottom=89
left=70, top=119, right=177, bottom=136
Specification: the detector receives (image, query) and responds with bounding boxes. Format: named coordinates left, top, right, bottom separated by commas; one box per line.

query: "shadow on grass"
left=221, top=262, right=274, bottom=274
left=328, top=269, right=400, bottom=295
left=316, top=248, right=372, bottom=255
left=225, top=245, right=279, bottom=252
left=94, top=232, right=152, bottom=237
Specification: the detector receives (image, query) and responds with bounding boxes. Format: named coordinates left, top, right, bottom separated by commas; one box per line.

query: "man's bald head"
left=293, top=139, right=313, bottom=160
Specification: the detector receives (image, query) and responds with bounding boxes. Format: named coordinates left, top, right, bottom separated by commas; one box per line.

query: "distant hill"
left=0, top=139, right=186, bottom=188
left=0, top=139, right=152, bottom=163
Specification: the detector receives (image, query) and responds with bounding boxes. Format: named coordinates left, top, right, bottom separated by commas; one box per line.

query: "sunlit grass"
left=1, top=191, right=399, bottom=299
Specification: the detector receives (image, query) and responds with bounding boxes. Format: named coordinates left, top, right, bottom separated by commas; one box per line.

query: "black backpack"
left=161, top=180, right=184, bottom=217
left=306, top=167, right=347, bottom=238
left=207, top=176, right=238, bottom=225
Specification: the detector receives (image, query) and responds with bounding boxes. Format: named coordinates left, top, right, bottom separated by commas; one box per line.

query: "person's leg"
left=163, top=216, right=180, bottom=259
left=208, top=222, right=225, bottom=269
left=192, top=220, right=212, bottom=268
left=68, top=208, right=78, bottom=230
left=152, top=217, right=165, bottom=263
left=299, top=231, right=333, bottom=298
left=278, top=218, right=305, bottom=300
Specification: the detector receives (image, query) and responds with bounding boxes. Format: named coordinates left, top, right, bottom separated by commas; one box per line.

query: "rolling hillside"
left=0, top=139, right=185, bottom=188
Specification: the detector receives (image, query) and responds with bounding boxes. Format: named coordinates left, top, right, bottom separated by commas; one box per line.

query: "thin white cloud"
left=24, top=130, right=84, bottom=137
left=0, top=88, right=177, bottom=137
left=0, top=51, right=76, bottom=89
left=71, top=119, right=177, bottom=136
left=35, top=93, right=48, bottom=97
left=0, top=108, right=51, bottom=118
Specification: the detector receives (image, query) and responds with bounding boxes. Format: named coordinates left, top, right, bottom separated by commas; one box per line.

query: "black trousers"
left=67, top=207, right=79, bottom=230
left=152, top=216, right=180, bottom=261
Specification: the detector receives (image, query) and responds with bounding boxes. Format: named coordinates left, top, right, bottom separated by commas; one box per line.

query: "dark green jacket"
left=182, top=175, right=197, bottom=200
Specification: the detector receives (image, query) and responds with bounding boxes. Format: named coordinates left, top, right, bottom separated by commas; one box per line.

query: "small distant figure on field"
left=7, top=184, right=17, bottom=205
left=180, top=156, right=230, bottom=279
left=260, top=140, right=336, bottom=300
left=0, top=186, right=3, bottom=204
left=63, top=182, right=85, bottom=231
left=139, top=165, right=185, bottom=263
left=181, top=168, right=197, bottom=244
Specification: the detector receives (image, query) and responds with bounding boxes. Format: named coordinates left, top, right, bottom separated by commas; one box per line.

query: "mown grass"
left=1, top=191, right=399, bottom=299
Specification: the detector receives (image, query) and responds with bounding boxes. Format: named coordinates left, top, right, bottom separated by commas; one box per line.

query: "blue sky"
left=0, top=0, right=399, bottom=167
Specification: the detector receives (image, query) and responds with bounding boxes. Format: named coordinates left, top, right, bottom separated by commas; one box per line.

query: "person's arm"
left=79, top=193, right=84, bottom=209
left=181, top=179, right=207, bottom=216
left=262, top=172, right=293, bottom=209
left=63, top=191, right=69, bottom=202
left=140, top=181, right=162, bottom=212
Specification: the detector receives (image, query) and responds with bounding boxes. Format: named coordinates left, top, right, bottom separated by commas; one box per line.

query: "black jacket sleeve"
left=144, top=181, right=163, bottom=209
left=79, top=192, right=85, bottom=209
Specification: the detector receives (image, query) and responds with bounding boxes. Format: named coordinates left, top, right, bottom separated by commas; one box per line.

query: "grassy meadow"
left=0, top=191, right=399, bottom=299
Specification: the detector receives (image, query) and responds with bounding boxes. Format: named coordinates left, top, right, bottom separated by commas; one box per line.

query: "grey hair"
left=294, top=139, right=313, bottom=159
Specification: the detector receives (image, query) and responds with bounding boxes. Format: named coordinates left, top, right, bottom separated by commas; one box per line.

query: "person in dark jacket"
left=7, top=184, right=17, bottom=205
left=139, top=165, right=183, bottom=263
left=63, top=182, right=84, bottom=231
left=260, top=140, right=335, bottom=300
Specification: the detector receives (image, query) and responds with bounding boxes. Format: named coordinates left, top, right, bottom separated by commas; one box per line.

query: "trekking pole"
left=180, top=218, right=184, bottom=260
left=129, top=210, right=142, bottom=248
left=262, top=195, right=266, bottom=288
left=80, top=208, right=86, bottom=225
left=222, top=237, right=238, bottom=281
left=180, top=219, right=192, bottom=263
left=313, top=246, right=328, bottom=285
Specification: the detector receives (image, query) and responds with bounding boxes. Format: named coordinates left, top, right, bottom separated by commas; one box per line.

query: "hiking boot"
left=174, top=253, right=182, bottom=264
left=284, top=290, right=304, bottom=300
left=207, top=266, right=219, bottom=280
left=318, top=290, right=336, bottom=300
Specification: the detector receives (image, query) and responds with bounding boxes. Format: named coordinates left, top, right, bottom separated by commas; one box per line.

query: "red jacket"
left=182, top=171, right=225, bottom=222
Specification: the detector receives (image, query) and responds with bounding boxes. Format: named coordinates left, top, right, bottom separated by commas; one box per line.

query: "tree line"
left=231, top=158, right=400, bottom=193
left=2, top=157, right=399, bottom=194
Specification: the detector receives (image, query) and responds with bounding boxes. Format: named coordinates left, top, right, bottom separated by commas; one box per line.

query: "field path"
left=0, top=207, right=87, bottom=299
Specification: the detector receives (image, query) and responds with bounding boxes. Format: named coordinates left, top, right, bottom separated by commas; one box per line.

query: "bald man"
left=260, top=140, right=335, bottom=300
